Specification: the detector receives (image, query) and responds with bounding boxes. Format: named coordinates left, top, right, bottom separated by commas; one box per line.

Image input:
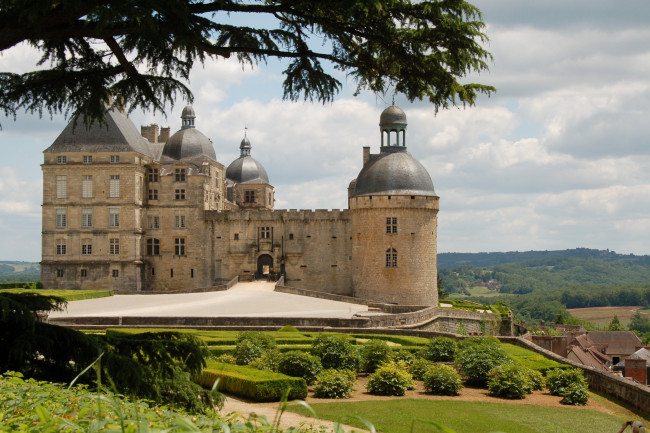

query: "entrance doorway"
left=256, top=254, right=274, bottom=280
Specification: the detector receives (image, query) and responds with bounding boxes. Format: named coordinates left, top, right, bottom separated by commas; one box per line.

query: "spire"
left=181, top=105, right=196, bottom=130
left=240, top=128, right=252, bottom=157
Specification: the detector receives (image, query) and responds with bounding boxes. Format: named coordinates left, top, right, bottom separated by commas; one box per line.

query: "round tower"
left=349, top=106, right=439, bottom=306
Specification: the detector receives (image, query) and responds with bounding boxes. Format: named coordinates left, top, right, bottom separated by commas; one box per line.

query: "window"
left=112, top=269, right=119, bottom=277
left=147, top=214, right=160, bottom=229
left=56, top=269, right=64, bottom=277
left=146, top=238, right=160, bottom=255
left=56, top=208, right=67, bottom=228
left=245, top=190, right=255, bottom=203
left=109, top=208, right=120, bottom=228
left=81, top=240, right=92, bottom=255
left=175, top=168, right=186, bottom=182
left=260, top=226, right=271, bottom=239
left=147, top=168, right=159, bottom=182
left=175, top=189, right=185, bottom=200
left=148, top=189, right=158, bottom=200
left=109, top=238, right=120, bottom=255
left=56, top=239, right=66, bottom=255
left=83, top=155, right=93, bottom=164
left=174, top=238, right=185, bottom=256
left=80, top=269, right=87, bottom=277
left=81, top=209, right=93, bottom=228
left=386, top=248, right=398, bottom=268
left=57, top=155, right=67, bottom=164
left=174, top=212, right=185, bottom=229
left=234, top=233, right=239, bottom=240
left=56, top=176, right=67, bottom=199
left=82, top=175, right=93, bottom=198
left=386, top=217, right=398, bottom=234
left=191, top=269, right=194, bottom=278
left=289, top=233, right=294, bottom=240
left=170, top=269, right=174, bottom=278
left=109, top=175, right=120, bottom=198
left=110, top=155, right=120, bottom=163
left=151, top=267, right=155, bottom=276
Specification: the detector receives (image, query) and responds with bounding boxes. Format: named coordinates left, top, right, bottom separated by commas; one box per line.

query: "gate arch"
left=256, top=254, right=274, bottom=279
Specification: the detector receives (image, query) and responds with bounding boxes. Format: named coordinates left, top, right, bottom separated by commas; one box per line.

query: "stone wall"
left=501, top=336, right=650, bottom=412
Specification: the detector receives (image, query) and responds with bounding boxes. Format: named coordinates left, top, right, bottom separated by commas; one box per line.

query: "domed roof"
left=226, top=156, right=269, bottom=184
left=380, top=105, right=407, bottom=126
left=352, top=150, right=436, bottom=197
left=181, top=105, right=195, bottom=118
left=162, top=128, right=216, bottom=160
left=225, top=135, right=269, bottom=184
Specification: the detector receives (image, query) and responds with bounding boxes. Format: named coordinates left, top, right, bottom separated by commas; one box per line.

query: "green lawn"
left=288, top=399, right=627, bottom=433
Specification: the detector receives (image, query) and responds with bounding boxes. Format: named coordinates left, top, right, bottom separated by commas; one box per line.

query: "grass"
left=288, top=399, right=631, bottom=433
left=0, top=288, right=113, bottom=301
left=500, top=343, right=570, bottom=372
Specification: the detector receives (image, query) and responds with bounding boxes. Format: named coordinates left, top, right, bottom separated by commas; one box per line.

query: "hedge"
left=0, top=288, right=113, bottom=301
left=500, top=343, right=571, bottom=373
left=194, top=362, right=308, bottom=402
left=351, top=334, right=430, bottom=346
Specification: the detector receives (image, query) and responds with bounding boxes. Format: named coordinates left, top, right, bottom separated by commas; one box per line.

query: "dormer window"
left=57, top=156, right=67, bottom=164
left=83, top=155, right=93, bottom=164
left=175, top=168, right=186, bottom=182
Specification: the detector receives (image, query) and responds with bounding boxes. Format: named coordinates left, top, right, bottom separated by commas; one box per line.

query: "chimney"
left=363, top=146, right=370, bottom=166
left=159, top=127, right=171, bottom=143
left=140, top=124, right=159, bottom=143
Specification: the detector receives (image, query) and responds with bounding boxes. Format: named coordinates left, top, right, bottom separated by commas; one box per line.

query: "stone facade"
left=41, top=103, right=439, bottom=306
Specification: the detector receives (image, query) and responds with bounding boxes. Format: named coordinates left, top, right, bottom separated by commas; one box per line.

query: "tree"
left=606, top=315, right=625, bottom=331
left=0, top=0, right=494, bottom=125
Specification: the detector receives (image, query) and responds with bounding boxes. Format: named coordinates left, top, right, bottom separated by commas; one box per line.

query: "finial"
left=392, top=94, right=395, bottom=106
left=244, top=125, right=248, bottom=138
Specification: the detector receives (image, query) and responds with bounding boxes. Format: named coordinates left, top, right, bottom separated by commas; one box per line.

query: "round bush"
left=423, top=364, right=463, bottom=396
left=528, top=369, right=545, bottom=391
left=366, top=363, right=414, bottom=396
left=408, top=358, right=432, bottom=381
left=421, top=337, right=458, bottom=362
left=359, top=339, right=393, bottom=373
left=234, top=331, right=277, bottom=365
left=311, top=335, right=360, bottom=371
left=454, top=338, right=509, bottom=387
left=278, top=325, right=300, bottom=332
left=560, top=383, right=589, bottom=405
left=277, top=351, right=323, bottom=385
left=487, top=363, right=533, bottom=399
left=392, top=349, right=415, bottom=365
left=213, top=354, right=237, bottom=364
left=546, top=368, right=587, bottom=397
left=314, top=369, right=356, bottom=399
left=248, top=350, right=281, bottom=372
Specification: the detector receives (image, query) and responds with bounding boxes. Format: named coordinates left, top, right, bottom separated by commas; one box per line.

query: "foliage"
left=0, top=288, right=113, bottom=301
left=195, top=361, right=308, bottom=402
left=560, top=383, right=590, bottom=405
left=234, top=331, right=277, bottom=365
left=420, top=337, right=458, bottom=362
left=454, top=338, right=509, bottom=386
left=278, top=325, right=300, bottom=332
left=0, top=0, right=494, bottom=126
left=277, top=351, right=322, bottom=385
left=366, top=362, right=414, bottom=396
left=607, top=315, right=626, bottom=331
left=248, top=350, right=282, bottom=372
left=359, top=339, right=393, bottom=373
left=486, top=363, right=534, bottom=399
left=546, top=368, right=588, bottom=397
left=629, top=311, right=650, bottom=333
left=391, top=349, right=416, bottom=365
left=214, top=353, right=237, bottom=364
left=528, top=369, right=545, bottom=391
left=408, top=358, right=433, bottom=381
left=422, top=364, right=463, bottom=396
left=313, top=369, right=356, bottom=399
left=311, top=335, right=360, bottom=371
left=499, top=343, right=570, bottom=373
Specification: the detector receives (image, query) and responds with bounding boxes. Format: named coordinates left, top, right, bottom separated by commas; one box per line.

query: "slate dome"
left=379, top=105, right=407, bottom=126
left=352, top=151, right=435, bottom=197
left=162, top=106, right=216, bottom=161
left=226, top=136, right=269, bottom=184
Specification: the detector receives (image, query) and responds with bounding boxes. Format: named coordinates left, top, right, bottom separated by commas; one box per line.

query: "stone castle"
left=41, top=103, right=439, bottom=306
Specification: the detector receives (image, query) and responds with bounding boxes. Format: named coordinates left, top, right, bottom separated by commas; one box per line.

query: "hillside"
left=0, top=261, right=40, bottom=282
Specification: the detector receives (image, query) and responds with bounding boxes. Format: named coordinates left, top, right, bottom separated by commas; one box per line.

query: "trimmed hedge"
left=195, top=362, right=307, bottom=402
left=500, top=343, right=571, bottom=373
left=0, top=288, right=113, bottom=301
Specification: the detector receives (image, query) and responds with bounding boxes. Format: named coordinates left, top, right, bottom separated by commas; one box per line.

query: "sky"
left=1, top=0, right=650, bottom=261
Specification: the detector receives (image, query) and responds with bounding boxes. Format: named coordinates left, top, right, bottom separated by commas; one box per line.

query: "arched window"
left=385, top=248, right=397, bottom=268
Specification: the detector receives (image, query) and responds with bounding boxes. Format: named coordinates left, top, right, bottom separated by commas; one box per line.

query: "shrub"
left=392, top=349, right=415, bottom=365
left=366, top=362, right=414, bottom=396
left=248, top=350, right=281, bottom=372
left=528, top=369, right=545, bottom=391
left=277, top=351, right=323, bottom=385
left=421, top=337, right=458, bottom=362
left=546, top=368, right=587, bottom=397
left=359, top=339, right=393, bottom=373
left=278, top=325, right=300, bottom=332
left=313, top=369, right=356, bottom=399
left=234, top=331, right=277, bottom=365
left=560, top=383, right=589, bottom=405
left=195, top=362, right=308, bottom=402
left=487, top=363, right=533, bottom=399
left=455, top=338, right=509, bottom=386
left=408, top=358, right=432, bottom=381
left=423, top=364, right=463, bottom=396
left=214, top=353, right=237, bottom=364
left=311, top=335, right=359, bottom=371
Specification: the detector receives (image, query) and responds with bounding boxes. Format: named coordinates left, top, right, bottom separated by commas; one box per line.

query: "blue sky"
left=1, top=0, right=650, bottom=261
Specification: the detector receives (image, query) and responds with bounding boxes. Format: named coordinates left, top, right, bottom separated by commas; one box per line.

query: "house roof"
left=568, top=346, right=611, bottom=371
left=586, top=331, right=643, bottom=355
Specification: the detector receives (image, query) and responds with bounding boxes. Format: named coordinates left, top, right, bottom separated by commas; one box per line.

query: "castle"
left=41, top=103, right=439, bottom=306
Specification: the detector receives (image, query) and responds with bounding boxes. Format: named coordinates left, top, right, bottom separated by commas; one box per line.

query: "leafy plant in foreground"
left=423, top=364, right=463, bottom=396
left=277, top=351, right=323, bottom=385
left=487, top=362, right=533, bottom=399
left=359, top=339, right=393, bottom=373
left=311, top=335, right=360, bottom=371
left=366, top=362, right=414, bottom=396
left=420, top=336, right=458, bottom=362
left=313, top=369, right=356, bottom=399
left=455, top=338, right=509, bottom=387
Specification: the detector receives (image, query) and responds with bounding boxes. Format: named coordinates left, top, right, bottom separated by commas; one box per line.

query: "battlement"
left=205, top=208, right=350, bottom=222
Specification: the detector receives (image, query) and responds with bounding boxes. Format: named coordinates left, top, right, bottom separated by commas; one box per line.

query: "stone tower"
left=349, top=105, right=440, bottom=306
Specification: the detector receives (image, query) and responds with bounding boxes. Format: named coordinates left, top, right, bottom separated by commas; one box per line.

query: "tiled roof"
left=586, top=331, right=642, bottom=355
